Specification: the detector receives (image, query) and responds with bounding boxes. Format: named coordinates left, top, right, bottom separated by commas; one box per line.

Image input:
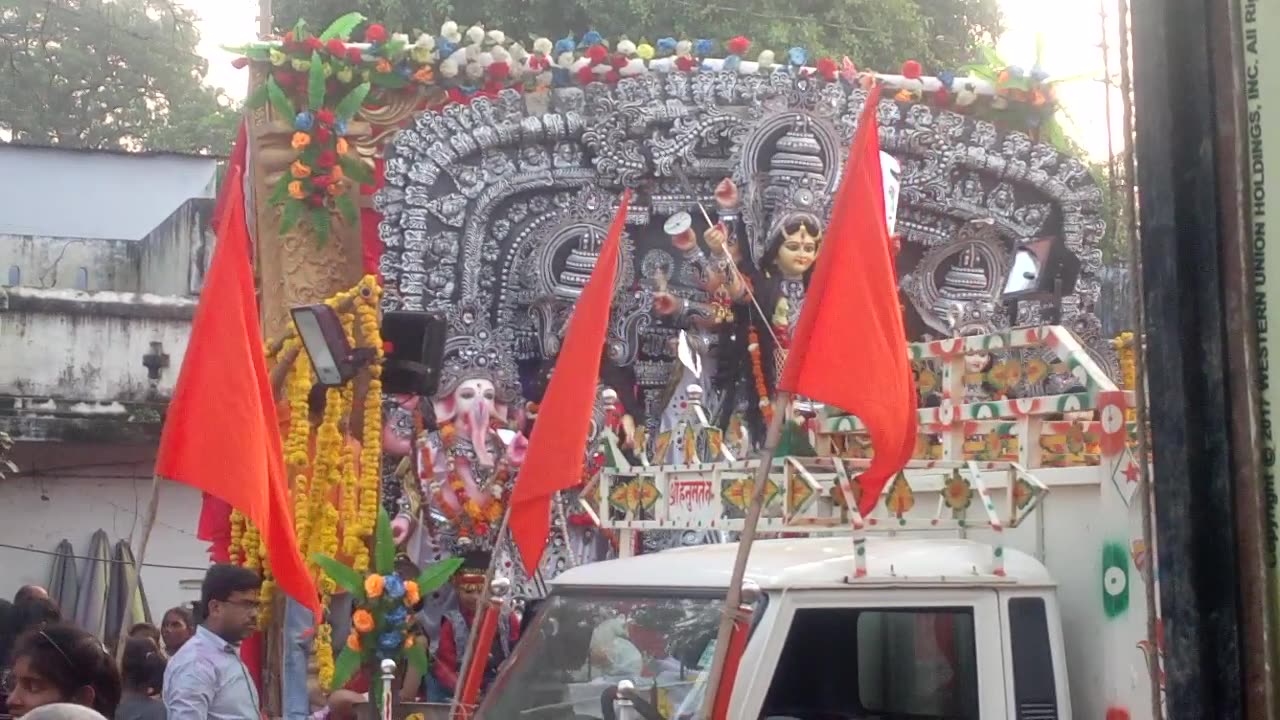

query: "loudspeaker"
left=381, top=311, right=447, bottom=396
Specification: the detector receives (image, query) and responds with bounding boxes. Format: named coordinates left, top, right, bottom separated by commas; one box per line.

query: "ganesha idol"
left=388, top=300, right=529, bottom=565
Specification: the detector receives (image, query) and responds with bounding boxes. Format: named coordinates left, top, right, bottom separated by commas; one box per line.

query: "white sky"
left=189, top=0, right=1124, bottom=160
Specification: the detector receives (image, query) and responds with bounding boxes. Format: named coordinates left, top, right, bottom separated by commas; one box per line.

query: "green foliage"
left=273, top=0, right=1003, bottom=72
left=375, top=506, right=396, bottom=575
left=312, top=553, right=367, bottom=598
left=416, top=556, right=463, bottom=593
left=0, top=0, right=240, bottom=153
left=332, top=646, right=362, bottom=690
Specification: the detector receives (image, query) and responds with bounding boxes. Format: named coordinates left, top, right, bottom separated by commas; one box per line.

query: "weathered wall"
left=137, top=200, right=216, bottom=297
left=0, top=442, right=208, bottom=623
left=0, top=288, right=195, bottom=402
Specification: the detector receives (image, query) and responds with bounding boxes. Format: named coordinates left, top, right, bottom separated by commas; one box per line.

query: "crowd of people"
left=0, top=584, right=197, bottom=720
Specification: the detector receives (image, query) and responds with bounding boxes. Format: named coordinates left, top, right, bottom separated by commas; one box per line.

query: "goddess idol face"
left=776, top=217, right=821, bottom=280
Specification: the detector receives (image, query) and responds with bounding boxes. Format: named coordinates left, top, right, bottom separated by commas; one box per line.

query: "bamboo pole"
left=115, top=474, right=162, bottom=660
left=698, top=392, right=790, bottom=719
left=448, top=506, right=514, bottom=719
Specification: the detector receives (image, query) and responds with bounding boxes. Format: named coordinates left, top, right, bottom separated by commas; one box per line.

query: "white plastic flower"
left=465, top=61, right=484, bottom=80
left=571, top=56, right=592, bottom=72
left=466, top=25, right=485, bottom=45
left=490, top=46, right=510, bottom=63
left=391, top=33, right=410, bottom=45
left=487, top=30, right=506, bottom=45
left=533, top=37, right=553, bottom=55
left=676, top=40, right=692, bottom=56
left=557, top=51, right=575, bottom=69
left=414, top=34, right=435, bottom=51
left=440, top=58, right=459, bottom=78
left=508, top=43, right=528, bottom=62
left=478, top=51, right=495, bottom=67
left=757, top=49, right=776, bottom=68
left=441, top=21, right=458, bottom=38
left=616, top=39, right=636, bottom=56
left=620, top=58, right=646, bottom=76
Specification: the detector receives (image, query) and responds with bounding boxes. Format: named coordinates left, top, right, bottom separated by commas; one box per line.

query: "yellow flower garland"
left=1113, top=332, right=1137, bottom=421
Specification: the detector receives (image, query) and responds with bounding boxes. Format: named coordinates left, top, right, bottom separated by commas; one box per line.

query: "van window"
left=762, top=607, right=979, bottom=719
left=1008, top=597, right=1058, bottom=718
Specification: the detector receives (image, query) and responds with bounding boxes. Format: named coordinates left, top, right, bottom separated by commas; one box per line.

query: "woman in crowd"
left=0, top=596, right=64, bottom=716
left=114, top=638, right=165, bottom=720
left=156, top=609, right=192, bottom=658
left=4, top=623, right=121, bottom=718
left=124, top=626, right=161, bottom=655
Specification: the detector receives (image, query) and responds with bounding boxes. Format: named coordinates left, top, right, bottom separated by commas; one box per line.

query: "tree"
left=273, top=0, right=1003, bottom=72
left=0, top=0, right=240, bottom=154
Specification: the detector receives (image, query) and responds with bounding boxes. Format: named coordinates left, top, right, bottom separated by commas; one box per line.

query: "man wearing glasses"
left=164, top=565, right=263, bottom=720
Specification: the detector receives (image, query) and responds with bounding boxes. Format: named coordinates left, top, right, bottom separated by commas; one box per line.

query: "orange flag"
left=778, top=85, right=918, bottom=515
left=509, top=190, right=632, bottom=574
left=155, top=162, right=321, bottom=620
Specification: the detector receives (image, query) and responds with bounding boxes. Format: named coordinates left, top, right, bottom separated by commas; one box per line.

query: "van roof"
left=551, top=536, right=1055, bottom=590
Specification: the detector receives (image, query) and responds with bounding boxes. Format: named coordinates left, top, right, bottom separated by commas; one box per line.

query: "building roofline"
left=0, top=141, right=227, bottom=162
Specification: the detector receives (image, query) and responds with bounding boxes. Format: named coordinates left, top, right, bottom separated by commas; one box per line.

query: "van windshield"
left=475, top=591, right=726, bottom=720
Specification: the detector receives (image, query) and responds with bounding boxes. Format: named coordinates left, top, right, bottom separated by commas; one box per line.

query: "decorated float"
left=216, top=11, right=1152, bottom=718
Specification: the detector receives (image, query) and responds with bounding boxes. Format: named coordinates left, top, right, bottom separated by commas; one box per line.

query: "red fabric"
left=508, top=190, right=632, bottom=574
left=777, top=84, right=918, bottom=515
left=240, top=632, right=264, bottom=694
left=433, top=610, right=521, bottom=692
left=360, top=157, right=386, bottom=278
left=154, top=161, right=322, bottom=621
left=197, top=120, right=251, bottom=563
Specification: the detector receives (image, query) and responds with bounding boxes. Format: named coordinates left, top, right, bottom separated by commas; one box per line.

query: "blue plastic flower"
left=1030, top=65, right=1049, bottom=82
left=294, top=112, right=315, bottom=131
left=722, top=55, right=741, bottom=73
left=383, top=574, right=406, bottom=600
left=386, top=605, right=409, bottom=625
left=656, top=37, right=677, bottom=55
left=334, top=119, right=348, bottom=135
left=788, top=47, right=807, bottom=67
left=694, top=38, right=713, bottom=56
left=378, top=630, right=403, bottom=651
left=581, top=30, right=604, bottom=47
left=438, top=38, right=457, bottom=58
left=1006, top=64, right=1025, bottom=78
left=555, top=35, right=576, bottom=56
left=937, top=70, right=956, bottom=88
left=396, top=63, right=413, bottom=79
left=551, top=67, right=571, bottom=87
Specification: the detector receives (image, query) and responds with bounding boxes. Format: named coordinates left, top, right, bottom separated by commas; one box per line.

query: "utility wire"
left=0, top=540, right=208, bottom=572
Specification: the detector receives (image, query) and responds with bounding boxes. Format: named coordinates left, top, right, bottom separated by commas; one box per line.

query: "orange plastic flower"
left=364, top=574, right=385, bottom=598
left=403, top=634, right=415, bottom=649
left=290, top=160, right=311, bottom=179
left=291, top=132, right=311, bottom=150
left=327, top=180, right=344, bottom=196
left=376, top=58, right=393, bottom=73
left=352, top=609, right=375, bottom=633
left=330, top=165, right=345, bottom=181
left=346, top=632, right=361, bottom=651
left=287, top=181, right=306, bottom=200
left=404, top=581, right=420, bottom=606
left=413, top=66, right=434, bottom=83
left=336, top=138, right=350, bottom=155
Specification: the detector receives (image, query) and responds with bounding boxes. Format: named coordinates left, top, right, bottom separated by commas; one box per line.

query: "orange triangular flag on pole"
left=155, top=162, right=321, bottom=620
left=778, top=85, right=918, bottom=514
left=508, top=190, right=632, bottom=574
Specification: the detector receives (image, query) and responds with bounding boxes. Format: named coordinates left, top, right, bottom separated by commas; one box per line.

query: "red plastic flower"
left=604, top=69, right=620, bottom=84
left=283, top=31, right=296, bottom=47
left=902, top=60, right=923, bottom=79
left=576, top=66, right=595, bottom=84
left=365, top=24, right=388, bottom=43
left=529, top=55, right=549, bottom=71
left=304, top=36, right=324, bottom=52
left=325, top=39, right=346, bottom=56
left=313, top=175, right=333, bottom=187
left=274, top=71, right=296, bottom=89
left=316, top=150, right=338, bottom=168
left=315, top=108, right=336, bottom=126
left=932, top=88, right=952, bottom=106
left=231, top=56, right=250, bottom=69
left=346, top=47, right=364, bottom=64
left=488, top=61, right=511, bottom=80
left=610, top=53, right=628, bottom=69
left=817, top=57, right=838, bottom=81
left=314, top=126, right=332, bottom=143
left=675, top=55, right=697, bottom=72
left=585, top=45, right=608, bottom=64
left=727, top=36, right=751, bottom=56
left=446, top=87, right=465, bottom=104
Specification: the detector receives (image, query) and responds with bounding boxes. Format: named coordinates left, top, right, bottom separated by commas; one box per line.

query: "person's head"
left=125, top=624, right=160, bottom=651
left=19, top=704, right=107, bottom=720
left=159, top=606, right=194, bottom=653
left=451, top=551, right=490, bottom=614
left=199, top=564, right=262, bottom=643
left=14, top=587, right=48, bottom=605
left=5, top=624, right=121, bottom=718
left=326, top=690, right=367, bottom=720
left=12, top=597, right=61, bottom=635
left=119, top=638, right=165, bottom=696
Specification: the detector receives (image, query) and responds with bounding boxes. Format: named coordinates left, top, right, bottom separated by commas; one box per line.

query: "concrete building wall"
left=0, top=443, right=208, bottom=622
left=0, top=234, right=140, bottom=292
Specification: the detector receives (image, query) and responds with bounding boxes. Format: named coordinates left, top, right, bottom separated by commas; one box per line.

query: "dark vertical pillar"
left=1131, top=0, right=1246, bottom=716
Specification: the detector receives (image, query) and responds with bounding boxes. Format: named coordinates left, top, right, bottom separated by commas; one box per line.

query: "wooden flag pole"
left=698, top=392, right=791, bottom=719
left=448, top=505, right=513, bottom=719
left=115, top=474, right=162, bottom=660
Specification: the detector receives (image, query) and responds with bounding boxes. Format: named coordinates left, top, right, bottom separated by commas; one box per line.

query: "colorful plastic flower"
left=291, top=57, right=310, bottom=72
left=383, top=574, right=406, bottom=600
left=376, top=58, right=393, bottom=73
left=817, top=57, right=837, bottom=81
left=727, top=36, right=751, bottom=56
left=584, top=45, right=607, bottom=64
left=365, top=24, right=388, bottom=44
left=414, top=66, right=434, bottom=83
left=326, top=179, right=344, bottom=196
left=656, top=37, right=677, bottom=55
left=346, top=632, right=361, bottom=651
left=937, top=70, right=956, bottom=88
left=404, top=581, right=421, bottom=606
left=294, top=112, right=314, bottom=131
left=411, top=45, right=433, bottom=64
left=305, top=36, right=324, bottom=52
left=901, top=60, right=923, bottom=79
left=352, top=609, right=375, bottom=633
left=636, top=43, right=655, bottom=60
left=386, top=605, right=408, bottom=625
left=290, top=160, right=311, bottom=179
left=335, top=119, right=348, bottom=135
left=346, top=47, right=363, bottom=64
left=314, top=126, right=332, bottom=143
left=694, top=38, right=713, bottom=56
left=582, top=30, right=604, bottom=46
left=757, top=49, right=776, bottom=68
left=364, top=574, right=385, bottom=598
left=290, top=132, right=310, bottom=150
left=285, top=181, right=306, bottom=200
left=269, top=48, right=287, bottom=66
left=554, top=35, right=575, bottom=56
left=439, top=38, right=458, bottom=58
left=377, top=630, right=402, bottom=651
left=336, top=137, right=350, bottom=154
left=404, top=634, right=415, bottom=649
left=326, top=38, right=346, bottom=56
left=330, top=165, right=345, bottom=182
left=788, top=47, right=807, bottom=66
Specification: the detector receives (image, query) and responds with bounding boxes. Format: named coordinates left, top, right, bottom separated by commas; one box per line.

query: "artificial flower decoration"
left=727, top=36, right=750, bottom=56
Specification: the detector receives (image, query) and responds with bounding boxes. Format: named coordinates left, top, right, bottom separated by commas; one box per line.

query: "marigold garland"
left=748, top=325, right=773, bottom=426
left=1113, top=332, right=1137, bottom=422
